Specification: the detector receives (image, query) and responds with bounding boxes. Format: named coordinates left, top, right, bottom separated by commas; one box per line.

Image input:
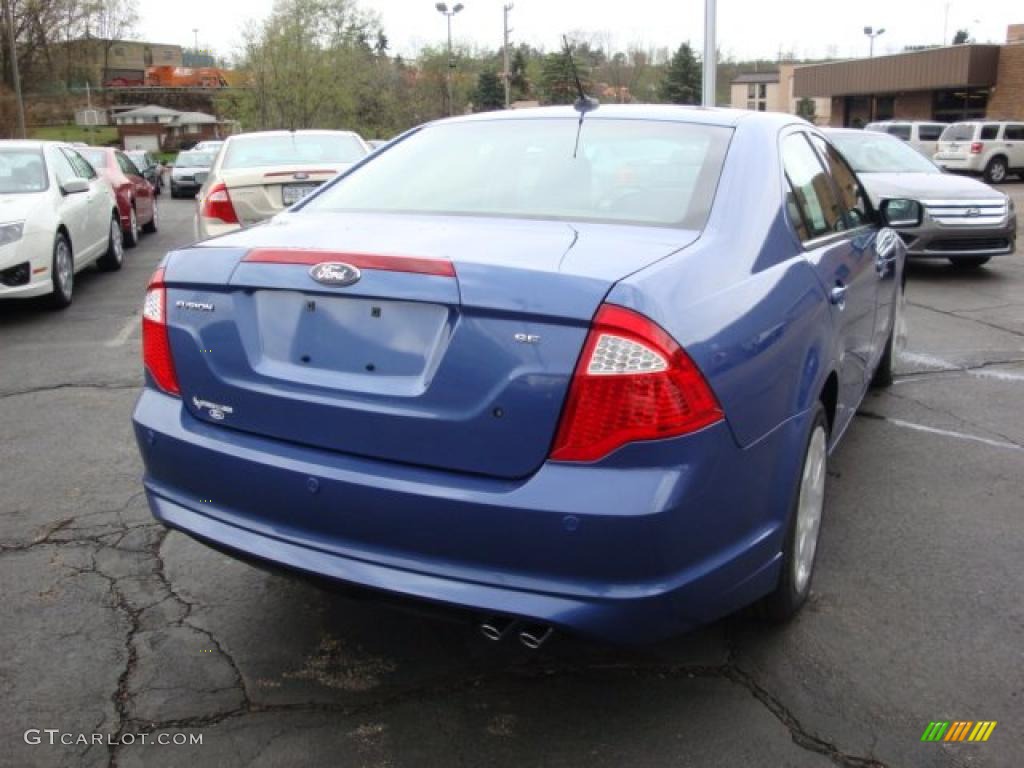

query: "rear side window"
left=886, top=125, right=911, bottom=141
left=782, top=133, right=846, bottom=242
left=64, top=149, right=97, bottom=180
left=305, top=119, right=733, bottom=229
left=810, top=135, right=872, bottom=228
left=918, top=124, right=944, bottom=141
left=1004, top=124, right=1024, bottom=141
left=980, top=125, right=999, bottom=140
left=941, top=123, right=976, bottom=141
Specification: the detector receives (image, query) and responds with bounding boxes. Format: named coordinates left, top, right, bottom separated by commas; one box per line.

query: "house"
left=729, top=68, right=831, bottom=125
left=115, top=106, right=233, bottom=151
left=793, top=23, right=1024, bottom=125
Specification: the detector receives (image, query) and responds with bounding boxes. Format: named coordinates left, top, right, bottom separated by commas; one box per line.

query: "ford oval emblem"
left=294, top=172, right=310, bottom=180
left=309, top=262, right=361, bottom=286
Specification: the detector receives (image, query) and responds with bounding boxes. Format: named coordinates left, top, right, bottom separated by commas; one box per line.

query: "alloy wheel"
left=793, top=424, right=827, bottom=594
left=111, top=217, right=124, bottom=265
left=55, top=238, right=73, bottom=300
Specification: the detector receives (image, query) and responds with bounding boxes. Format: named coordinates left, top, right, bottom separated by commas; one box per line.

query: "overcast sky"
left=136, top=0, right=1021, bottom=63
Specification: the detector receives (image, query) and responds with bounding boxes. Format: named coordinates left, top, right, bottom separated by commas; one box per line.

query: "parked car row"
left=865, top=119, right=1024, bottom=183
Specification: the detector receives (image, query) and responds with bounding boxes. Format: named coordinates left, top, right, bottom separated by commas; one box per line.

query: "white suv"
left=933, top=121, right=1024, bottom=183
left=865, top=121, right=947, bottom=158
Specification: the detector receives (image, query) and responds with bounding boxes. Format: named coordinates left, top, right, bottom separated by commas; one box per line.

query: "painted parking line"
left=105, top=315, right=139, bottom=348
left=878, top=415, right=1023, bottom=453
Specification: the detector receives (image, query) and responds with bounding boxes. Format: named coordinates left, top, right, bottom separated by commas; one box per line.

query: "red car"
left=79, top=147, right=158, bottom=247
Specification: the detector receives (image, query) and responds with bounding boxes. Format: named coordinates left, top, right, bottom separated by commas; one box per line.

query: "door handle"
left=829, top=283, right=848, bottom=307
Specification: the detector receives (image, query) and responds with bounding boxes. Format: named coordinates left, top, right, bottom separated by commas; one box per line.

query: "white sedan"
left=0, top=140, right=122, bottom=309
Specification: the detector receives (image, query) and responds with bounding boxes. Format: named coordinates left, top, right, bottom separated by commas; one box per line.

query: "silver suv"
left=865, top=121, right=946, bottom=158
left=933, top=121, right=1024, bottom=183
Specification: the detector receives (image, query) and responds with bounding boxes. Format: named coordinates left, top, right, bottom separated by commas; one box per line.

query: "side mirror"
left=193, top=171, right=209, bottom=186
left=61, top=178, right=90, bottom=195
left=880, top=198, right=923, bottom=228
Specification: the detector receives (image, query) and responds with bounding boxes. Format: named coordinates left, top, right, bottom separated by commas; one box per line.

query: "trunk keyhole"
left=371, top=306, right=382, bottom=318
left=306, top=301, right=316, bottom=312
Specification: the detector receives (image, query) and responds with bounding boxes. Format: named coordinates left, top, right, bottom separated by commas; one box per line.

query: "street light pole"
left=702, top=0, right=716, bottom=107
left=3, top=0, right=26, bottom=138
left=864, top=25, right=885, bottom=57
left=503, top=3, right=513, bottom=109
left=435, top=3, right=465, bottom=117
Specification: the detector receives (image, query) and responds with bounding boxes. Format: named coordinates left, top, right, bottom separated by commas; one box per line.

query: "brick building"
left=793, top=24, right=1024, bottom=126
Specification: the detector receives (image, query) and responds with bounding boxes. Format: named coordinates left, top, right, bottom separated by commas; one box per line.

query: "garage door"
left=124, top=135, right=160, bottom=152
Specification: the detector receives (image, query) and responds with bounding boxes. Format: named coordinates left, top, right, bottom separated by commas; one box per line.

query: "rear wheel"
left=143, top=199, right=159, bottom=234
left=761, top=403, right=828, bottom=622
left=983, top=156, right=1008, bottom=184
left=47, top=233, right=73, bottom=309
left=97, top=214, right=124, bottom=271
left=950, top=257, right=990, bottom=269
left=123, top=205, right=139, bottom=248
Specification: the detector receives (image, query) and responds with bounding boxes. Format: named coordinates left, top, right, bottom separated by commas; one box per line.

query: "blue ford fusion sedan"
left=133, top=106, right=916, bottom=645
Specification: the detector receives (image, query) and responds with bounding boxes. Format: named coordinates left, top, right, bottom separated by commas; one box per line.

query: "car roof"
left=437, top=104, right=793, bottom=129
left=225, top=130, right=362, bottom=141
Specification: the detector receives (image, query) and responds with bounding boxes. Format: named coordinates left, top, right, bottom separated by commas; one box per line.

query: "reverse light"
left=550, top=304, right=723, bottom=462
left=200, top=182, right=239, bottom=224
left=970, top=142, right=984, bottom=154
left=142, top=267, right=180, bottom=396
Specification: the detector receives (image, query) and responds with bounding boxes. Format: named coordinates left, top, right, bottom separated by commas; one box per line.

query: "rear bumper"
left=133, top=389, right=807, bottom=643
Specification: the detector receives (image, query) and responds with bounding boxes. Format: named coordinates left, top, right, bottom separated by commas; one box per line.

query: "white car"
left=194, top=130, right=370, bottom=241
left=934, top=121, right=1024, bottom=183
left=864, top=121, right=947, bottom=159
left=0, top=141, right=121, bottom=309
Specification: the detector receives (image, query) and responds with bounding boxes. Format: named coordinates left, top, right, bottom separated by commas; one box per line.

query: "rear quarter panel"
left=609, top=117, right=836, bottom=449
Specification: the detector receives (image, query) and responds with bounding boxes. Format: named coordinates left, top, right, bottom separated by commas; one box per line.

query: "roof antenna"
left=562, top=35, right=598, bottom=158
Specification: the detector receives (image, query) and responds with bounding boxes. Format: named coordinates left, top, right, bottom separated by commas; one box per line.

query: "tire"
left=950, top=257, right=990, bottom=269
left=97, top=214, right=125, bottom=271
left=142, top=199, right=159, bottom=234
left=870, top=330, right=895, bottom=388
left=983, top=156, right=1008, bottom=184
left=123, top=205, right=139, bottom=248
left=761, top=402, right=828, bottom=622
left=170, top=186, right=180, bottom=199
left=47, top=232, right=73, bottom=310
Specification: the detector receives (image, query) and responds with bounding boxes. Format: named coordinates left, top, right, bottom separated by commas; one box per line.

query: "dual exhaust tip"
left=479, top=616, right=553, bottom=649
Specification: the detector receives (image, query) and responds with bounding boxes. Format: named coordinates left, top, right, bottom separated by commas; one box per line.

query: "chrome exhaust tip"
left=479, top=616, right=517, bottom=642
left=518, top=624, right=554, bottom=649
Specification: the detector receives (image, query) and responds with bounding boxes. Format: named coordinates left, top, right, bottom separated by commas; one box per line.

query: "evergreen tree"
left=539, top=49, right=590, bottom=106
left=475, top=70, right=505, bottom=111
left=659, top=43, right=701, bottom=105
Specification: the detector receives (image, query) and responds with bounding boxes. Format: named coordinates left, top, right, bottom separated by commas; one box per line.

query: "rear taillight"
left=550, top=304, right=723, bottom=462
left=200, top=182, right=238, bottom=224
left=142, top=267, right=180, bottom=396
left=970, top=142, right=984, bottom=154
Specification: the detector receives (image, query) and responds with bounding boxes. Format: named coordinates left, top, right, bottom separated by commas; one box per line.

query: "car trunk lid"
left=162, top=212, right=697, bottom=478
left=218, top=165, right=354, bottom=226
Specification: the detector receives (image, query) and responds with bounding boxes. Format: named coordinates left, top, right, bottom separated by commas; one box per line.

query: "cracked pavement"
left=1, top=189, right=1022, bottom=767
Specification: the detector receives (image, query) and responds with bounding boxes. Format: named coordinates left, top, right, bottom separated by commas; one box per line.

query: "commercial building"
left=794, top=24, right=1024, bottom=126
left=57, top=38, right=183, bottom=88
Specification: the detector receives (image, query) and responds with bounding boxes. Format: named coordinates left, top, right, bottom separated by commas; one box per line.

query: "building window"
left=758, top=83, right=767, bottom=99
left=186, top=124, right=200, bottom=134
left=112, top=46, right=125, bottom=58
left=875, top=96, right=895, bottom=121
left=747, top=84, right=756, bottom=98
left=932, top=88, right=988, bottom=121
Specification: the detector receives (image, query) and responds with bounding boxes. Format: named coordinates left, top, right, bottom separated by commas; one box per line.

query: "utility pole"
left=3, top=0, right=26, bottom=138
left=702, top=0, right=716, bottom=107
left=502, top=3, right=513, bottom=108
left=435, top=3, right=465, bottom=117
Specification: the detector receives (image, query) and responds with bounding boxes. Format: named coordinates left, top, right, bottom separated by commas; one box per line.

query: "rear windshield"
left=175, top=152, right=214, bottom=168
left=829, top=132, right=940, bottom=174
left=0, top=149, right=47, bottom=193
left=303, top=119, right=732, bottom=229
left=222, top=134, right=367, bottom=169
left=78, top=148, right=108, bottom=169
left=885, top=125, right=911, bottom=140
left=940, top=123, right=976, bottom=142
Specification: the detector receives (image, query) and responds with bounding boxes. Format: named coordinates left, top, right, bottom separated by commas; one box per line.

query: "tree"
left=659, top=43, right=701, bottom=104
left=539, top=47, right=590, bottom=106
left=796, top=97, right=817, bottom=123
left=474, top=70, right=503, bottom=111
left=952, top=29, right=971, bottom=45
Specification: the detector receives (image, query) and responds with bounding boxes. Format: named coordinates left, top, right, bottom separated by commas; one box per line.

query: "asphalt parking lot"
left=1, top=188, right=1022, bottom=768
